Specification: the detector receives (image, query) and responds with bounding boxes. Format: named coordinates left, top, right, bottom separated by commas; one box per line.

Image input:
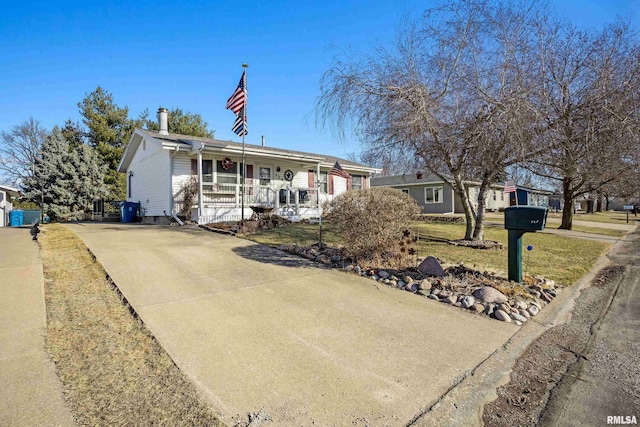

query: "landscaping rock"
left=443, top=295, right=457, bottom=304
left=461, top=295, right=475, bottom=309
left=418, top=279, right=432, bottom=291
left=528, top=305, right=540, bottom=316
left=405, top=283, right=418, bottom=293
left=473, top=286, right=508, bottom=304
left=378, top=270, right=390, bottom=279
left=472, top=303, right=485, bottom=313
left=498, top=302, right=512, bottom=312
left=494, top=310, right=512, bottom=322
left=397, top=280, right=406, bottom=289
left=430, top=288, right=440, bottom=295
left=540, top=292, right=553, bottom=303
left=417, top=256, right=445, bottom=277
left=354, top=266, right=362, bottom=275
left=484, top=304, right=496, bottom=316
left=519, top=309, right=531, bottom=319
left=514, top=320, right=523, bottom=326
left=510, top=312, right=528, bottom=323
left=404, top=276, right=414, bottom=284
left=529, top=290, right=541, bottom=298
left=427, top=294, right=440, bottom=301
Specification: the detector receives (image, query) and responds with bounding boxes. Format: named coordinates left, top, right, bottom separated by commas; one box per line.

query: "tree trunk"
left=453, top=172, right=474, bottom=240
left=596, top=193, right=603, bottom=212
left=560, top=178, right=574, bottom=229
left=586, top=197, right=594, bottom=214
left=605, top=194, right=610, bottom=211
left=472, top=175, right=491, bottom=241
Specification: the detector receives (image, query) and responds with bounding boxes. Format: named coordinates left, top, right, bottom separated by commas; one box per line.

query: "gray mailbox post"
left=504, top=206, right=548, bottom=283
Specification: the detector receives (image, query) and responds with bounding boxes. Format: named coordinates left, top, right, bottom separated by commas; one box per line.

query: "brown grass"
left=40, top=224, right=224, bottom=426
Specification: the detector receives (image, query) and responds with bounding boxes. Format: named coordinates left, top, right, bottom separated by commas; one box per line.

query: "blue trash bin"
left=120, top=202, right=139, bottom=223
left=10, top=210, right=24, bottom=227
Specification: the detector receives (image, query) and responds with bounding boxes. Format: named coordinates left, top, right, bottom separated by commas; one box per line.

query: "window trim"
left=425, top=186, right=443, bottom=204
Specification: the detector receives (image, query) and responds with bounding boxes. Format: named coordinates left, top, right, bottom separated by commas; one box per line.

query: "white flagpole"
left=241, top=63, right=248, bottom=222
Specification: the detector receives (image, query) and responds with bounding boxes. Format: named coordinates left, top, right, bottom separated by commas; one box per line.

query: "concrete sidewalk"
left=67, top=223, right=516, bottom=426
left=0, top=227, right=75, bottom=426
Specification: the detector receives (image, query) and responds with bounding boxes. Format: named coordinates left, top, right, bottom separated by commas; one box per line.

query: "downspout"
left=197, top=142, right=204, bottom=220
left=170, top=146, right=181, bottom=217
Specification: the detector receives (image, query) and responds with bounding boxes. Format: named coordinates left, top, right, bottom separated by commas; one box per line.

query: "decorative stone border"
left=277, top=243, right=561, bottom=326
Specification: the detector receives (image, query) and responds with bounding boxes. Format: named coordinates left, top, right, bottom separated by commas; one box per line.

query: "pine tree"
left=22, top=127, right=107, bottom=220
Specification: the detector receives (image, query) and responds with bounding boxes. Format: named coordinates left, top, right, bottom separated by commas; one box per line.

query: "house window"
left=191, top=159, right=213, bottom=183
left=425, top=186, right=443, bottom=204
left=493, top=191, right=497, bottom=201
left=352, top=175, right=363, bottom=190
left=258, top=167, right=271, bottom=186
left=501, top=192, right=504, bottom=201
left=401, top=188, right=409, bottom=194
left=318, top=172, right=328, bottom=193
left=216, top=159, right=238, bottom=184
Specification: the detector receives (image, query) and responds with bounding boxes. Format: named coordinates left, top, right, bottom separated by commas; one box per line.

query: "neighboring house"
left=117, top=109, right=381, bottom=224
left=508, top=186, right=552, bottom=208
left=371, top=173, right=551, bottom=214
left=0, top=184, right=19, bottom=227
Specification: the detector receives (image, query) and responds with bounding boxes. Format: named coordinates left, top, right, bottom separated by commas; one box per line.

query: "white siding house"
left=117, top=111, right=381, bottom=224
left=0, top=184, right=19, bottom=227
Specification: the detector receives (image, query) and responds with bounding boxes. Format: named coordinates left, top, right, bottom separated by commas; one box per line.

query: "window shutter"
left=328, top=174, right=334, bottom=195
left=362, top=176, right=367, bottom=189
left=347, top=176, right=352, bottom=190
left=246, top=165, right=253, bottom=185
left=308, top=170, right=315, bottom=194
left=191, top=159, right=197, bottom=175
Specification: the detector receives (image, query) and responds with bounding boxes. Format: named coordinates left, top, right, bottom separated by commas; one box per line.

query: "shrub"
left=179, top=176, right=199, bottom=218
left=326, top=187, right=421, bottom=267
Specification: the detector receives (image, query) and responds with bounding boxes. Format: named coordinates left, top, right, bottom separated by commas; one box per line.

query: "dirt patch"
left=447, top=239, right=504, bottom=249
left=481, top=263, right=625, bottom=426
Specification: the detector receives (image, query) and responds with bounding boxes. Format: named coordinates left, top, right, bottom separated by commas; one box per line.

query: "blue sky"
left=1, top=0, right=638, bottom=161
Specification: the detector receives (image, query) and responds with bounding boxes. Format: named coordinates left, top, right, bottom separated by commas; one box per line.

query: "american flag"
left=329, top=161, right=351, bottom=179
left=503, top=180, right=516, bottom=193
left=232, top=106, right=247, bottom=136
left=226, top=71, right=247, bottom=115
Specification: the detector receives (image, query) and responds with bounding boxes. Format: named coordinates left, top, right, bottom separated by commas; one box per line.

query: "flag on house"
left=329, top=161, right=351, bottom=179
left=232, top=106, right=248, bottom=136
left=226, top=70, right=247, bottom=115
left=504, top=180, right=516, bottom=193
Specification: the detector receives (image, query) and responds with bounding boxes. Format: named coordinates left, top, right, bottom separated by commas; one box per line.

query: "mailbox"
left=504, top=206, right=548, bottom=283
left=504, top=206, right=548, bottom=231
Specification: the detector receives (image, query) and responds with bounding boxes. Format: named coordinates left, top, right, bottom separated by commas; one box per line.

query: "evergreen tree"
left=143, top=107, right=214, bottom=138
left=22, top=127, right=107, bottom=220
left=78, top=86, right=142, bottom=199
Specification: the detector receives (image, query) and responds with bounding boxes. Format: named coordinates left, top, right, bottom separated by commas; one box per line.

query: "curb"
left=408, top=222, right=639, bottom=427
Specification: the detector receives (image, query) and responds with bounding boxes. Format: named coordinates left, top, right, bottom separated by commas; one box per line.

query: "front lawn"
left=245, top=220, right=611, bottom=286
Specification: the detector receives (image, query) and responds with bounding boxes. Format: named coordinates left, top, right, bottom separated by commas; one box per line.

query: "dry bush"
left=326, top=187, right=421, bottom=267
left=180, top=176, right=199, bottom=218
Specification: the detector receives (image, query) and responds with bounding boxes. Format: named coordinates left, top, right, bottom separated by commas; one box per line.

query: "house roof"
left=0, top=184, right=20, bottom=195
left=118, top=129, right=382, bottom=174
left=371, top=173, right=553, bottom=194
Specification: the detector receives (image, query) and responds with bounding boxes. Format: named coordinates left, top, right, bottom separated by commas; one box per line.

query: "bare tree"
left=0, top=118, right=48, bottom=186
left=316, top=0, right=544, bottom=240
left=527, top=20, right=640, bottom=228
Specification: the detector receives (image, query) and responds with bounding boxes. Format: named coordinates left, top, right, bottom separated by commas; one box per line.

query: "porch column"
left=197, top=150, right=203, bottom=218
left=316, top=163, right=321, bottom=207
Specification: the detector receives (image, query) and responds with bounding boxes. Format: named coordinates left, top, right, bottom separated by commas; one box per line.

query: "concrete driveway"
left=67, top=223, right=516, bottom=426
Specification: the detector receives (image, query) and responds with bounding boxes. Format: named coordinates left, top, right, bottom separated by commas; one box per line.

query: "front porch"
left=174, top=182, right=322, bottom=224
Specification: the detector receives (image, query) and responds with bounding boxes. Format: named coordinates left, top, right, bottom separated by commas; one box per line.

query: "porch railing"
left=200, top=184, right=317, bottom=208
